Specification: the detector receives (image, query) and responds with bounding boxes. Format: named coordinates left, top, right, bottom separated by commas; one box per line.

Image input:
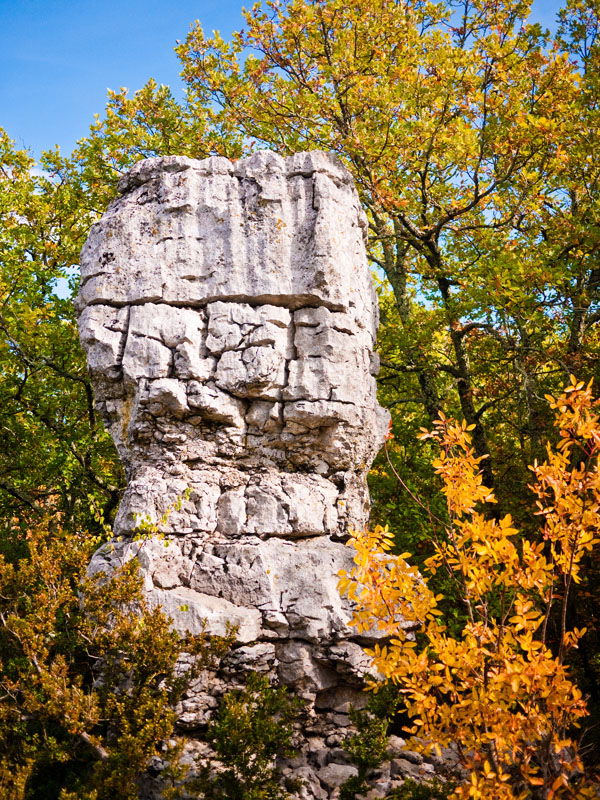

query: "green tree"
left=176, top=0, right=580, bottom=492
left=0, top=131, right=122, bottom=538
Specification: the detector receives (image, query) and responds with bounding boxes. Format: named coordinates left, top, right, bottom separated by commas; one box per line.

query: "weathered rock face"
left=78, top=151, right=391, bottom=798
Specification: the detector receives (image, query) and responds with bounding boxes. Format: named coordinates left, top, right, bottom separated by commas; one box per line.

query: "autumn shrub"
left=0, top=521, right=232, bottom=800
left=340, top=378, right=600, bottom=799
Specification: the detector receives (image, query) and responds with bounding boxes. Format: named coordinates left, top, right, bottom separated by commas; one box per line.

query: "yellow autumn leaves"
left=340, top=379, right=600, bottom=798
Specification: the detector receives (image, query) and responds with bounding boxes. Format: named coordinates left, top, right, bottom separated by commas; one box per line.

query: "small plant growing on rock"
left=388, top=778, right=456, bottom=800
left=193, top=671, right=303, bottom=800
left=340, top=688, right=399, bottom=800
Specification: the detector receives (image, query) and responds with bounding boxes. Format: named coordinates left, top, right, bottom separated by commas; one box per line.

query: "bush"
left=387, top=778, right=456, bottom=800
left=193, top=671, right=303, bottom=800
left=340, top=687, right=400, bottom=800
left=340, top=379, right=600, bottom=798
left=0, top=522, right=232, bottom=800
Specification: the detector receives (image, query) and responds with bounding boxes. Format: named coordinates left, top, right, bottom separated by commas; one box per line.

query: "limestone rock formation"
left=78, top=150, right=391, bottom=797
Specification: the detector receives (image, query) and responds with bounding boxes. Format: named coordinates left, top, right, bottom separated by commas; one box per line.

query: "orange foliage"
left=339, top=378, right=600, bottom=798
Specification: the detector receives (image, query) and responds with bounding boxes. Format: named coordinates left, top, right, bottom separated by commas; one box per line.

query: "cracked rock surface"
left=79, top=151, right=394, bottom=798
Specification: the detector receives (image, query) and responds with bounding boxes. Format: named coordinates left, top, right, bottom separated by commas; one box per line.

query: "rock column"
left=78, top=151, right=390, bottom=797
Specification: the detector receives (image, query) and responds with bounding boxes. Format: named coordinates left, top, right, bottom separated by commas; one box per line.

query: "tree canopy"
left=2, top=0, right=600, bottom=795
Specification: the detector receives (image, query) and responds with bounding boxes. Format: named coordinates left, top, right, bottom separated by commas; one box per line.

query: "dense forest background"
left=2, top=0, right=600, bottom=797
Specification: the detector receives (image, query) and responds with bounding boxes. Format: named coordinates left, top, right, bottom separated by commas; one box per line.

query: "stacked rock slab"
left=78, top=151, right=391, bottom=797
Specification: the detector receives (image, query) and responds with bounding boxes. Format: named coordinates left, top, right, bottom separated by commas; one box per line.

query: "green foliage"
left=345, top=707, right=390, bottom=774
left=0, top=129, right=123, bottom=540
left=0, top=519, right=233, bottom=800
left=340, top=688, right=399, bottom=800
left=193, top=672, right=303, bottom=800
left=387, top=778, right=456, bottom=800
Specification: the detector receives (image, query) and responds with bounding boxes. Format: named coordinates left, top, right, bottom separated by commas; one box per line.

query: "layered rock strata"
left=78, top=151, right=392, bottom=797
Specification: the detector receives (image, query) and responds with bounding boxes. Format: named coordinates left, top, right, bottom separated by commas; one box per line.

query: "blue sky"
left=1, top=0, right=563, bottom=160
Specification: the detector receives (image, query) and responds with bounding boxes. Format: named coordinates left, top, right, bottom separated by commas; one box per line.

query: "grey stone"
left=78, top=151, right=399, bottom=799
left=315, top=685, right=368, bottom=712
left=294, top=766, right=328, bottom=800
left=390, top=758, right=427, bottom=780
left=146, top=379, right=189, bottom=418
left=396, top=749, right=423, bottom=765
left=276, top=640, right=338, bottom=692
left=80, top=152, right=374, bottom=319
left=387, top=735, right=408, bottom=756
left=317, top=764, right=358, bottom=790
left=325, top=748, right=353, bottom=766
left=366, top=764, right=391, bottom=781
left=187, top=380, right=245, bottom=427
left=363, top=782, right=393, bottom=799
left=222, top=643, right=276, bottom=674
